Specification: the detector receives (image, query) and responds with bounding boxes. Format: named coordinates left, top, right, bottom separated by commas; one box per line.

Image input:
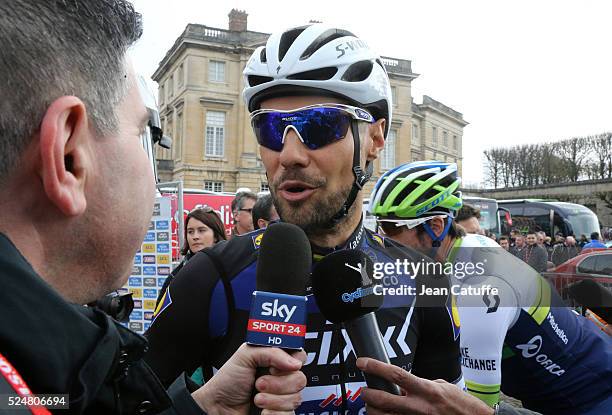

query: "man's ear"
left=428, top=216, right=446, bottom=238
left=366, top=119, right=386, bottom=162
left=257, top=218, right=267, bottom=230
left=38, top=96, right=90, bottom=217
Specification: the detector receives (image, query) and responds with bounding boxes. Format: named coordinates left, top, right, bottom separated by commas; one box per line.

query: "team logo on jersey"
left=252, top=233, right=264, bottom=250
left=515, top=335, right=565, bottom=376
left=371, top=234, right=385, bottom=247
left=153, top=288, right=172, bottom=322
left=319, top=387, right=363, bottom=408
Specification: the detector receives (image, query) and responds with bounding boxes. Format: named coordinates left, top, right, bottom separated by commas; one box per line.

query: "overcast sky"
left=129, top=0, right=612, bottom=185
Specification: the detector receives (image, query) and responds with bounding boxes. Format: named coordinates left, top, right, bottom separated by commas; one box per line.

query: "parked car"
left=544, top=250, right=612, bottom=306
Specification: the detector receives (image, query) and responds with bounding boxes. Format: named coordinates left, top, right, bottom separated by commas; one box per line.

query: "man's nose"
left=279, top=127, right=310, bottom=168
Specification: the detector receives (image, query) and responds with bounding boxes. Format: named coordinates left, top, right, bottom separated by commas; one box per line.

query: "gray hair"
left=233, top=191, right=258, bottom=212
left=0, top=0, right=143, bottom=181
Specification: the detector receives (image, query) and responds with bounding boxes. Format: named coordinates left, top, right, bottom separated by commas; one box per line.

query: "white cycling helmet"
left=243, top=23, right=392, bottom=137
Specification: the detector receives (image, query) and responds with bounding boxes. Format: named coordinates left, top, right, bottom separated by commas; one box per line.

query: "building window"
left=205, top=111, right=225, bottom=157
left=260, top=183, right=270, bottom=192
left=178, top=63, right=184, bottom=86
left=204, top=181, right=224, bottom=192
left=391, top=86, right=397, bottom=107
left=167, top=75, right=174, bottom=99
left=453, top=135, right=458, bottom=151
left=443, top=131, right=448, bottom=147
left=432, top=126, right=437, bottom=146
left=380, top=129, right=397, bottom=170
left=209, top=60, right=225, bottom=83
left=412, top=123, right=420, bottom=146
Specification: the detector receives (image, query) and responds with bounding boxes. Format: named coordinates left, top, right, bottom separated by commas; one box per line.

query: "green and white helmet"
left=368, top=161, right=462, bottom=219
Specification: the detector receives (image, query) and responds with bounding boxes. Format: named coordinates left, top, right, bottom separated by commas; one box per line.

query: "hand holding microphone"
left=246, top=223, right=311, bottom=414
left=192, top=343, right=306, bottom=414
left=311, top=249, right=401, bottom=395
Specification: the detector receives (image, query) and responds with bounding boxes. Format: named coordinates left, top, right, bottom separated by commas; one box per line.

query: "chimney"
left=228, top=9, right=248, bottom=32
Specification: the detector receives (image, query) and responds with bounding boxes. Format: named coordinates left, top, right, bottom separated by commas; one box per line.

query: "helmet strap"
left=422, top=216, right=453, bottom=257
left=331, top=120, right=371, bottom=223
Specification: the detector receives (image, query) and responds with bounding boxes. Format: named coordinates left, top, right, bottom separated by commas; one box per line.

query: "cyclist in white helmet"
left=146, top=24, right=476, bottom=415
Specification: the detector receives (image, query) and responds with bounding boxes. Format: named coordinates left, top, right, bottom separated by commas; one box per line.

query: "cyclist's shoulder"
left=456, top=233, right=500, bottom=248
left=364, top=229, right=433, bottom=262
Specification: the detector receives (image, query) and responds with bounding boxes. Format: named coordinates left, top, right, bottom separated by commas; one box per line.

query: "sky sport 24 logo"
left=247, top=292, right=307, bottom=350
left=261, top=299, right=297, bottom=323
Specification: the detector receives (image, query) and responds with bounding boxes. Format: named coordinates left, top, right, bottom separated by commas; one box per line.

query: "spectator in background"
left=252, top=193, right=280, bottom=230
left=521, top=232, right=549, bottom=272
left=551, top=235, right=582, bottom=266
left=486, top=231, right=497, bottom=242
left=231, top=191, right=257, bottom=236
left=578, top=234, right=589, bottom=248
left=499, top=236, right=510, bottom=251
left=538, top=230, right=553, bottom=259
left=510, top=229, right=520, bottom=247
left=511, top=234, right=526, bottom=258
left=456, top=204, right=482, bottom=234
left=156, top=207, right=226, bottom=308
left=584, top=232, right=607, bottom=249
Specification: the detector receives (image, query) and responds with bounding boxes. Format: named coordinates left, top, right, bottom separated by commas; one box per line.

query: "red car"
left=545, top=249, right=612, bottom=305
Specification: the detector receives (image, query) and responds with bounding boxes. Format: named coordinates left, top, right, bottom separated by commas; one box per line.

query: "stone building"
left=153, top=10, right=468, bottom=193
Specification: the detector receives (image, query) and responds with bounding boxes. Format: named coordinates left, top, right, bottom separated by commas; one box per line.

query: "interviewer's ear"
left=366, top=119, right=386, bottom=162
left=38, top=96, right=90, bottom=217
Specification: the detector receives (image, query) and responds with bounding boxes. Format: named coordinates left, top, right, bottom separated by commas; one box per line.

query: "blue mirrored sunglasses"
left=250, top=104, right=374, bottom=152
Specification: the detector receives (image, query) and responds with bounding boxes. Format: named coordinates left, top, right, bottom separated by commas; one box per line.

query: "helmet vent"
left=260, top=47, right=267, bottom=63
left=287, top=67, right=338, bottom=81
left=342, top=60, right=373, bottom=82
left=248, top=75, right=273, bottom=87
left=278, top=26, right=309, bottom=62
left=300, top=29, right=354, bottom=60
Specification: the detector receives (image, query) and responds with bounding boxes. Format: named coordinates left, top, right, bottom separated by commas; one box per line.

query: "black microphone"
left=312, top=249, right=401, bottom=395
left=247, top=223, right=311, bottom=414
left=564, top=279, right=612, bottom=324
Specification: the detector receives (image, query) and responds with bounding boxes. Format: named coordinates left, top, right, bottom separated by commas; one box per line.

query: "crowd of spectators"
left=457, top=205, right=610, bottom=272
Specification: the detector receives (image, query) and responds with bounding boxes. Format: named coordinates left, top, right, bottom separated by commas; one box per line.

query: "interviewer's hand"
left=192, top=343, right=307, bottom=415
left=356, top=357, right=493, bottom=415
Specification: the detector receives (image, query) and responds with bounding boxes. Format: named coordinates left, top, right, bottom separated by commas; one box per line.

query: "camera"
left=89, top=291, right=134, bottom=323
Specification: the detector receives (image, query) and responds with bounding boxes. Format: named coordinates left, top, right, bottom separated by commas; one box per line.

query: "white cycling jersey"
left=448, top=234, right=612, bottom=414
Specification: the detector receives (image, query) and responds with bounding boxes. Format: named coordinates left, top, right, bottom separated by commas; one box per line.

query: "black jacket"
left=0, top=233, right=205, bottom=414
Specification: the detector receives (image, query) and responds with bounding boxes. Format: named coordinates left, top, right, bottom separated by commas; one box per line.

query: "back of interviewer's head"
left=0, top=0, right=143, bottom=183
left=252, top=193, right=276, bottom=230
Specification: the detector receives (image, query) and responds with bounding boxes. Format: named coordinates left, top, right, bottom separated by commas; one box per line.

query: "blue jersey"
left=145, top=224, right=463, bottom=414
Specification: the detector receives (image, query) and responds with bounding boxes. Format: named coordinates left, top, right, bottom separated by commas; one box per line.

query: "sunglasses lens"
left=251, top=107, right=352, bottom=151
left=251, top=112, right=285, bottom=151
left=300, top=107, right=351, bottom=150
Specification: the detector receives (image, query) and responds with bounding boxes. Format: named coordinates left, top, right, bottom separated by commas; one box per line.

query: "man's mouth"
left=278, top=181, right=317, bottom=202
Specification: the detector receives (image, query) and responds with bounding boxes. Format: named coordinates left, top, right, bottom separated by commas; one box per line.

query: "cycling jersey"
left=451, top=234, right=612, bottom=414
left=145, top=223, right=462, bottom=414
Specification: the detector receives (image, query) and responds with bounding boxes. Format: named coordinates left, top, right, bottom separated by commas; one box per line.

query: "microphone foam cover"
left=256, top=222, right=311, bottom=296
left=312, top=249, right=383, bottom=324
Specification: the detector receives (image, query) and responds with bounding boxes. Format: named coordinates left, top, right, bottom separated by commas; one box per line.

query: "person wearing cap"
left=145, top=24, right=465, bottom=415
left=369, top=161, right=612, bottom=415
